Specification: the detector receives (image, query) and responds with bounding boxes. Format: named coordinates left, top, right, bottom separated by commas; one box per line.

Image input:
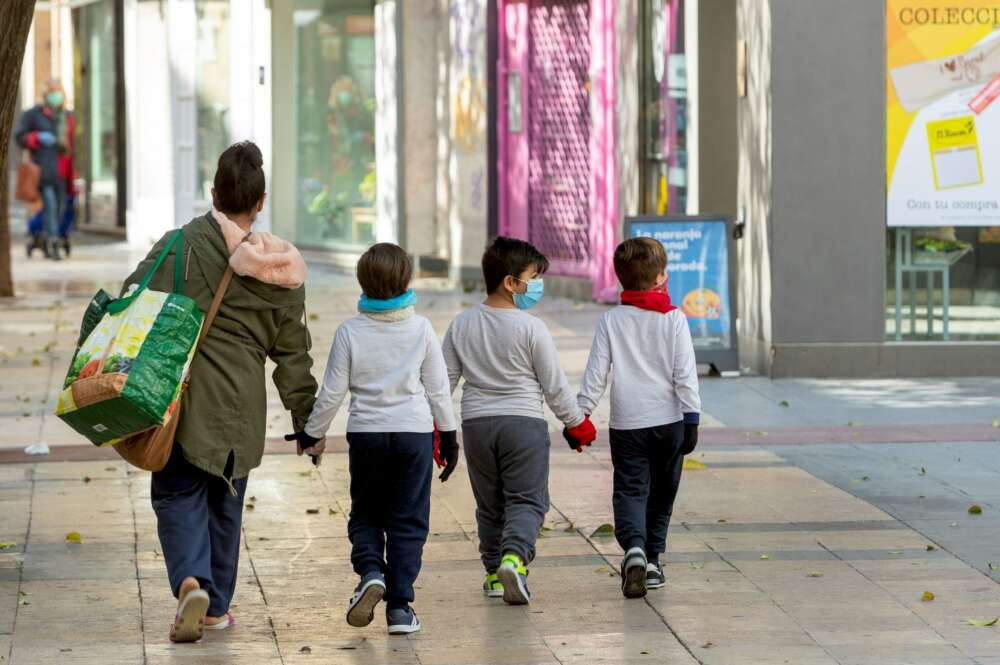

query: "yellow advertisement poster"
left=886, top=1, right=1000, bottom=227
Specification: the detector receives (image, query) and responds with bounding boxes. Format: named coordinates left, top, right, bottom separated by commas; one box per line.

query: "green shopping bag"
left=56, top=231, right=205, bottom=446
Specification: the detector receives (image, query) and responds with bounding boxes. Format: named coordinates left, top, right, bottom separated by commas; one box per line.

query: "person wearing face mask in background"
left=441, top=236, right=597, bottom=606
left=16, top=79, right=76, bottom=260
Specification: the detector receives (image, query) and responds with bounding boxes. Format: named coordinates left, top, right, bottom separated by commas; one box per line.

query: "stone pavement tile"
left=540, top=630, right=697, bottom=664
left=0, top=581, right=18, bottom=632
left=821, top=643, right=975, bottom=665
left=693, top=644, right=839, bottom=665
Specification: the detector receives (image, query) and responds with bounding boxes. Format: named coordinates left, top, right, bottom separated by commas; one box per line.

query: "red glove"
left=433, top=423, right=444, bottom=468
left=564, top=416, right=597, bottom=453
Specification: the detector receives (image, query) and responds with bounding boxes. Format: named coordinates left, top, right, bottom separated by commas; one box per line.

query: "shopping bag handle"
left=106, top=230, right=184, bottom=315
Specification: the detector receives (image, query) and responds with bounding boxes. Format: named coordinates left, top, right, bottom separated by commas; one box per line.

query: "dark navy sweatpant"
left=347, top=431, right=433, bottom=609
left=608, top=421, right=685, bottom=563
left=151, top=446, right=248, bottom=617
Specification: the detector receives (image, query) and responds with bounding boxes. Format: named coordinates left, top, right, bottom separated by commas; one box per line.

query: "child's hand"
left=681, top=423, right=698, bottom=455
left=563, top=416, right=597, bottom=452
left=284, top=431, right=324, bottom=466
left=435, top=429, right=459, bottom=482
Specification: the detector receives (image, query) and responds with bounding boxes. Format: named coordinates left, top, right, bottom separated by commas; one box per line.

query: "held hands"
left=563, top=415, right=597, bottom=453
left=680, top=423, right=699, bottom=455
left=284, top=430, right=326, bottom=466
left=433, top=427, right=459, bottom=482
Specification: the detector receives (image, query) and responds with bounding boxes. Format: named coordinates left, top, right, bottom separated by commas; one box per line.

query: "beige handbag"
left=113, top=266, right=234, bottom=472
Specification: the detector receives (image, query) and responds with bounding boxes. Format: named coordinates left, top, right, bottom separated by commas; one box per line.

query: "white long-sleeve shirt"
left=442, top=304, right=585, bottom=426
left=304, top=314, right=457, bottom=436
left=577, top=306, right=701, bottom=430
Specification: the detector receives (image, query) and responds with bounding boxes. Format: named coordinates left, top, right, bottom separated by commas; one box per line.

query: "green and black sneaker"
left=483, top=572, right=504, bottom=598
left=496, top=553, right=531, bottom=605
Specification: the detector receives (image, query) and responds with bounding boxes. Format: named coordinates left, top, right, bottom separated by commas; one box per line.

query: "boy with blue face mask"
left=442, top=236, right=596, bottom=605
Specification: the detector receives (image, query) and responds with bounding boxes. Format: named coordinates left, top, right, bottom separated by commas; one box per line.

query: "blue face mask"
left=358, top=288, right=417, bottom=313
left=512, top=278, right=544, bottom=310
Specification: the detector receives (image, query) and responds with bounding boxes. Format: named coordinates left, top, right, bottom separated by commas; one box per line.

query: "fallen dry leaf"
left=807, top=572, right=823, bottom=578
left=306, top=508, right=320, bottom=515
left=921, top=591, right=935, bottom=602
left=65, top=531, right=82, bottom=544
left=31, top=357, right=41, bottom=367
left=989, top=562, right=998, bottom=571
left=683, top=458, right=707, bottom=470
left=760, top=554, right=770, bottom=560
left=967, top=617, right=998, bottom=627
left=889, top=550, right=903, bottom=555
left=926, top=544, right=936, bottom=551
left=245, top=504, right=255, bottom=510
left=0, top=542, right=16, bottom=550
left=701, top=641, right=714, bottom=649
left=328, top=508, right=338, bottom=515
left=590, top=524, right=614, bottom=538
left=594, top=566, right=609, bottom=574
left=969, top=505, right=983, bottom=515
left=299, top=645, right=313, bottom=653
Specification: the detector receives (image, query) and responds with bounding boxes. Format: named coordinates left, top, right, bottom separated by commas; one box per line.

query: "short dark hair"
left=356, top=243, right=412, bottom=299
left=614, top=237, right=667, bottom=290
left=213, top=141, right=266, bottom=215
left=481, top=236, right=550, bottom=294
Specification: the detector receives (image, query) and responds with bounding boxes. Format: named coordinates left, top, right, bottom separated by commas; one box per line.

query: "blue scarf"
left=358, top=288, right=417, bottom=313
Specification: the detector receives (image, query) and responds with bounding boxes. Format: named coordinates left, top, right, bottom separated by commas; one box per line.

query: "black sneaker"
left=620, top=547, right=648, bottom=599
left=386, top=605, right=421, bottom=635
left=646, top=562, right=665, bottom=589
left=346, top=573, right=386, bottom=628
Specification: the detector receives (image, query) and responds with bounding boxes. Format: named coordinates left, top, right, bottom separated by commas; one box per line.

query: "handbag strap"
left=196, top=266, right=234, bottom=351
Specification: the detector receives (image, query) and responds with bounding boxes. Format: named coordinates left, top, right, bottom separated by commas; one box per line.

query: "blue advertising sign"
left=627, top=217, right=736, bottom=365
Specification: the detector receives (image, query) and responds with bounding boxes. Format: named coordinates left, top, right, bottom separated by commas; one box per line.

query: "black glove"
left=437, top=430, right=459, bottom=482
left=680, top=423, right=698, bottom=455
left=284, top=431, right=322, bottom=466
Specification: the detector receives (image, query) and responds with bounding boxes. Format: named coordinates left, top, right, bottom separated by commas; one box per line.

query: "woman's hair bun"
left=213, top=141, right=266, bottom=215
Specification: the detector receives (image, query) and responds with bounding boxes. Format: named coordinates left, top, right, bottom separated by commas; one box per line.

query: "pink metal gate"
left=498, top=0, right=618, bottom=300
left=527, top=1, right=591, bottom=271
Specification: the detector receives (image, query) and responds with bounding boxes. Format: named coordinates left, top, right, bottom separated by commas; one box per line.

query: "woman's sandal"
left=203, top=611, right=235, bottom=631
left=169, top=589, right=210, bottom=643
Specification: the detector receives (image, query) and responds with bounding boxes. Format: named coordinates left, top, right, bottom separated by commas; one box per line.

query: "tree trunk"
left=0, top=0, right=37, bottom=298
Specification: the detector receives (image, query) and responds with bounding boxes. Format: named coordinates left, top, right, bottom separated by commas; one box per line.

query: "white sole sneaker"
left=646, top=563, right=666, bottom=589
left=346, top=578, right=386, bottom=628
left=387, top=614, right=422, bottom=635
left=621, top=547, right=648, bottom=599
left=497, top=564, right=531, bottom=605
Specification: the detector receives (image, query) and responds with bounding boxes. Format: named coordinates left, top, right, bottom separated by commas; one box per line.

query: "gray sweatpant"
left=461, top=415, right=550, bottom=571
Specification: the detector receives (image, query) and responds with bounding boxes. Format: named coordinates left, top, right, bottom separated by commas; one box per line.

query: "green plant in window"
left=359, top=169, right=376, bottom=204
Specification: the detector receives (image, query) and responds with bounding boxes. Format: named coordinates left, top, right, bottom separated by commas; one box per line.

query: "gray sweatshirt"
left=442, top=304, right=585, bottom=426
left=304, top=314, right=457, bottom=436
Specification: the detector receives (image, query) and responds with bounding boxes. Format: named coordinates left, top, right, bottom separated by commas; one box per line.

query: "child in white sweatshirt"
left=575, top=237, right=701, bottom=600
left=285, top=243, right=457, bottom=636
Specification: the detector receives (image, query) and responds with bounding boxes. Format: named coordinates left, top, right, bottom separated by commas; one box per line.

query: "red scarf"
left=621, top=288, right=677, bottom=314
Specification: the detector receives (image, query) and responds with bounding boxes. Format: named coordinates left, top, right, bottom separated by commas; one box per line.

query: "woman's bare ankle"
left=178, top=577, right=200, bottom=603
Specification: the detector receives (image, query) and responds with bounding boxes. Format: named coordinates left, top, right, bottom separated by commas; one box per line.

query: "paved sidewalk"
left=5, top=444, right=1000, bottom=665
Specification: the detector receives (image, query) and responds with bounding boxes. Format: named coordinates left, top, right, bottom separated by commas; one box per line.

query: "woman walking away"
left=120, top=142, right=321, bottom=643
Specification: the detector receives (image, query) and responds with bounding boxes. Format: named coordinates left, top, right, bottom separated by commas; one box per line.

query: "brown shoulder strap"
left=196, top=266, right=234, bottom=350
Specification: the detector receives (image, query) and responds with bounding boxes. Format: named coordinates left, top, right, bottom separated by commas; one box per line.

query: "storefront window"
left=195, top=0, right=232, bottom=203
left=640, top=0, right=688, bottom=215
left=293, top=1, right=376, bottom=248
left=72, top=0, right=117, bottom=227
left=886, top=228, right=1000, bottom=341
left=884, top=5, right=1000, bottom=341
